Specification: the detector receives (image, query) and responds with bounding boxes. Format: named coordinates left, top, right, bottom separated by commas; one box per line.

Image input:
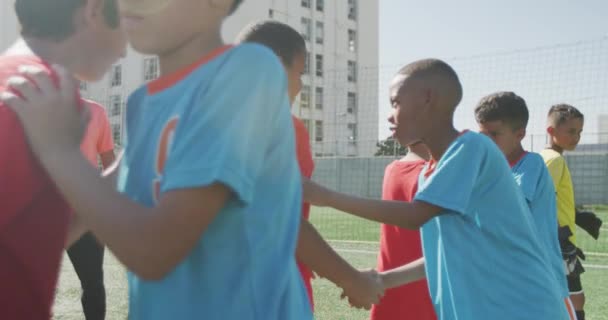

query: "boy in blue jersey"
left=0, top=0, right=382, bottom=318
left=303, top=59, right=567, bottom=319
left=475, top=91, right=576, bottom=319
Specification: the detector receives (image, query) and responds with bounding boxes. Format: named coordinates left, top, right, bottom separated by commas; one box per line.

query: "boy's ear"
left=546, top=126, right=554, bottom=136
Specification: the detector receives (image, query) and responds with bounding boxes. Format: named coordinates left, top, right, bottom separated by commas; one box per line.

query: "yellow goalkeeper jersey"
left=541, top=149, right=577, bottom=245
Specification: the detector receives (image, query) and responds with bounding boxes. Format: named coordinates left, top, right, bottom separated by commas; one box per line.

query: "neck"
left=402, top=143, right=430, bottom=162
left=158, top=30, right=223, bottom=76
left=23, top=37, right=76, bottom=71
left=506, top=145, right=526, bottom=165
left=421, top=121, right=459, bottom=161
left=549, top=143, right=564, bottom=154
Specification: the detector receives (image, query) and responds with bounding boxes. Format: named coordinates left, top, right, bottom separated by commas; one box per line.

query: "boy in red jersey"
left=0, top=1, right=125, bottom=318
left=371, top=141, right=436, bottom=320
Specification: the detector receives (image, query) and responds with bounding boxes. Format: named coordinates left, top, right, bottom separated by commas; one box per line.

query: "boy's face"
left=478, top=120, right=524, bottom=157
left=118, top=0, right=231, bottom=55
left=388, top=74, right=428, bottom=147
left=73, top=0, right=127, bottom=81
left=283, top=52, right=305, bottom=105
left=549, top=117, right=584, bottom=151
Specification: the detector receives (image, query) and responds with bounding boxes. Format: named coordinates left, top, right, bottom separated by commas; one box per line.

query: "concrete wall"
left=314, top=155, right=608, bottom=205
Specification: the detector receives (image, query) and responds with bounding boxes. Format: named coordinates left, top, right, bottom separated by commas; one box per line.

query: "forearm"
left=296, top=219, right=359, bottom=288
left=380, top=257, right=426, bottom=289
left=304, top=178, right=431, bottom=229
left=65, top=215, right=87, bottom=248
left=327, top=189, right=431, bottom=229
left=42, top=149, right=172, bottom=278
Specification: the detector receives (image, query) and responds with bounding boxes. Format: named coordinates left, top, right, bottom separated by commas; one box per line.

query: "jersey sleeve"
left=414, top=135, right=486, bottom=215
left=161, top=45, right=290, bottom=205
left=292, top=117, right=314, bottom=178
left=0, top=106, right=46, bottom=227
left=95, top=105, right=115, bottom=154
left=544, top=156, right=564, bottom=192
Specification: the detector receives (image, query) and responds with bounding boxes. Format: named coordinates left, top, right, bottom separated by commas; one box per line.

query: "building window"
left=302, top=119, right=312, bottom=133
left=109, top=94, right=122, bottom=117
left=347, top=92, right=357, bottom=114
left=79, top=81, right=87, bottom=92
left=348, top=60, right=357, bottom=82
left=348, top=123, right=358, bottom=144
left=301, top=0, right=311, bottom=8
left=315, top=54, right=323, bottom=77
left=112, top=123, right=121, bottom=145
left=110, top=64, right=122, bottom=87
left=348, top=29, right=357, bottom=52
left=143, top=58, right=159, bottom=81
left=348, top=0, right=357, bottom=20
left=300, top=85, right=311, bottom=109
left=315, top=120, right=323, bottom=142
left=301, top=17, right=312, bottom=41
left=316, top=0, right=324, bottom=12
left=315, top=21, right=324, bottom=45
left=304, top=51, right=310, bottom=74
left=315, top=87, right=323, bottom=110
left=268, top=9, right=274, bottom=18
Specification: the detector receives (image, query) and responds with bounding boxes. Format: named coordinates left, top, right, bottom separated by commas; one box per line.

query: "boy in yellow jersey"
left=540, top=104, right=585, bottom=320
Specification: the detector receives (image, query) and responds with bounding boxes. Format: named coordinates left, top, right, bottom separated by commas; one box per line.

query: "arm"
left=296, top=219, right=383, bottom=307
left=303, top=177, right=442, bottom=229
left=43, top=149, right=230, bottom=280
left=379, top=257, right=426, bottom=290
left=65, top=214, right=86, bottom=247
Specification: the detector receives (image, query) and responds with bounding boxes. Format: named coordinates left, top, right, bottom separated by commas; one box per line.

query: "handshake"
left=337, top=269, right=386, bottom=310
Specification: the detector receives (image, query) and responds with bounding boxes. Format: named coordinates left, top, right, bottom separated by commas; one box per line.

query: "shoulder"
left=229, top=43, right=282, bottom=66
left=446, top=131, right=497, bottom=160
left=292, top=116, right=309, bottom=134
left=540, top=149, right=562, bottom=163
left=220, top=44, right=285, bottom=81
left=522, top=152, right=546, bottom=169
left=517, top=153, right=548, bottom=185
left=82, top=99, right=107, bottom=114
left=454, top=131, right=492, bottom=148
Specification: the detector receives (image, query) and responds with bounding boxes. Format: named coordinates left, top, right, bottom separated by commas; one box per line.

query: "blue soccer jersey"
left=512, top=152, right=569, bottom=298
left=415, top=131, right=567, bottom=320
left=117, top=44, right=312, bottom=320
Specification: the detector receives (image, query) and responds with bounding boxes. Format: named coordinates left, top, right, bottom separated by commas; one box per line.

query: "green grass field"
left=53, top=207, right=608, bottom=319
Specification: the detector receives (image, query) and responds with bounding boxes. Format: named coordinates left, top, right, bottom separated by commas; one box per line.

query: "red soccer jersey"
left=370, top=159, right=436, bottom=320
left=292, top=116, right=315, bottom=310
left=0, top=55, right=71, bottom=319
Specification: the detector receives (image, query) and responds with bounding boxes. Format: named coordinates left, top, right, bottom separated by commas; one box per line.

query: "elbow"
left=131, top=262, right=175, bottom=281
left=395, top=219, right=424, bottom=230
left=122, top=246, right=179, bottom=281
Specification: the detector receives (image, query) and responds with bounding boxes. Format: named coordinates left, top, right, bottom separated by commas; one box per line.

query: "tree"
left=375, top=137, right=407, bottom=156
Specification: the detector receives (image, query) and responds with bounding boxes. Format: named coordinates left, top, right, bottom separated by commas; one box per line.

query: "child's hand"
left=0, top=65, right=89, bottom=161
left=340, top=268, right=385, bottom=310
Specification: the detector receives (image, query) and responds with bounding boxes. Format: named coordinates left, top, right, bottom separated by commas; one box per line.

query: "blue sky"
left=377, top=0, right=608, bottom=144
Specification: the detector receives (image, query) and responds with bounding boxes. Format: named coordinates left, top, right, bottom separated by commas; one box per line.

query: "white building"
left=0, top=1, right=19, bottom=51
left=1, top=0, right=379, bottom=156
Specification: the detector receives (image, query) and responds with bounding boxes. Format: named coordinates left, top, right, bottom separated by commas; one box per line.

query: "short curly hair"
left=236, top=21, right=306, bottom=66
left=547, top=104, right=584, bottom=127
left=475, top=91, right=529, bottom=130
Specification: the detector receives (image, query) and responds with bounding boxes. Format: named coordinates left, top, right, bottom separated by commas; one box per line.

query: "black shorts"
left=567, top=273, right=584, bottom=294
